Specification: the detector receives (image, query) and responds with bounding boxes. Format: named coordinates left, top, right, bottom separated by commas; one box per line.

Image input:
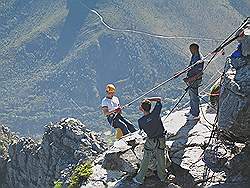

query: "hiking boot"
left=167, top=174, right=176, bottom=183
left=186, top=114, right=200, bottom=121
left=132, top=177, right=143, bottom=185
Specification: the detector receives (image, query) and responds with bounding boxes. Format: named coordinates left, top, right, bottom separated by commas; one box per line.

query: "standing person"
left=133, top=97, right=171, bottom=185
left=183, top=43, right=204, bottom=120
left=101, top=84, right=137, bottom=136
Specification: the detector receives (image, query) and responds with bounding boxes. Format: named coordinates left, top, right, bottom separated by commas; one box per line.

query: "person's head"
left=106, top=84, right=116, bottom=98
left=189, top=43, right=199, bottom=55
left=140, top=99, right=151, bottom=113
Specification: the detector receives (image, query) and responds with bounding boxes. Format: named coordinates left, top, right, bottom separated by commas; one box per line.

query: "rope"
left=200, top=105, right=215, bottom=126
left=211, top=17, right=250, bottom=54
left=69, top=98, right=100, bottom=119
left=163, top=87, right=189, bottom=121
left=202, top=17, right=249, bottom=72
left=70, top=98, right=88, bottom=117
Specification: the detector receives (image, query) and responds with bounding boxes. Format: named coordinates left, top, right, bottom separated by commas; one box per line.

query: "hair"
left=141, top=100, right=151, bottom=112
left=189, top=43, right=199, bottom=51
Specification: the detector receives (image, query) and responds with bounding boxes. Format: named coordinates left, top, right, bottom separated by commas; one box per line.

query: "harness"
left=107, top=113, right=118, bottom=127
left=144, top=137, right=165, bottom=151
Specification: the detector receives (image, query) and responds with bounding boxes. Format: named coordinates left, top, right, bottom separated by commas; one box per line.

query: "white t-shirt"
left=101, top=96, right=120, bottom=112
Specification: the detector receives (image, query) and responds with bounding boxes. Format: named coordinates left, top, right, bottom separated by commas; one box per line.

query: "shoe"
left=186, top=114, right=200, bottom=121
left=184, top=112, right=191, bottom=117
left=132, top=177, right=143, bottom=185
left=160, top=173, right=176, bottom=184
left=167, top=174, right=176, bottom=183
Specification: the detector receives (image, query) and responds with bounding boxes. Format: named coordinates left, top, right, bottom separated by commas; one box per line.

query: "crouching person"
left=133, top=97, right=171, bottom=185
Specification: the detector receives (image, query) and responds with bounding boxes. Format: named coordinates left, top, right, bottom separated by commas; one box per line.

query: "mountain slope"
left=0, top=0, right=249, bottom=135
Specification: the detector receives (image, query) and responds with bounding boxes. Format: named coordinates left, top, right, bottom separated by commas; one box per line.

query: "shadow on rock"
left=170, top=120, right=199, bottom=164
left=112, top=162, right=195, bottom=188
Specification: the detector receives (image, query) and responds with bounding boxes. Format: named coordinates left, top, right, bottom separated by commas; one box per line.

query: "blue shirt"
left=231, top=44, right=242, bottom=59
left=138, top=102, right=165, bottom=139
left=187, top=53, right=204, bottom=78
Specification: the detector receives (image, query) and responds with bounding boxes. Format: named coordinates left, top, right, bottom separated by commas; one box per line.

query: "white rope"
left=70, top=98, right=87, bottom=117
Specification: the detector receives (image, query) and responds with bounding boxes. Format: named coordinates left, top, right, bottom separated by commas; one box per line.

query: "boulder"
left=1, top=118, right=106, bottom=188
left=218, top=56, right=250, bottom=142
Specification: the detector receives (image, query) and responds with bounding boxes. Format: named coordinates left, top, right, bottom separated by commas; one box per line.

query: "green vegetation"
left=68, top=162, right=93, bottom=188
left=0, top=141, right=4, bottom=155
left=54, top=180, right=63, bottom=188
left=0, top=136, right=10, bottom=157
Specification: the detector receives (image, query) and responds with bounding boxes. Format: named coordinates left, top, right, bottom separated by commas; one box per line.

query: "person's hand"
left=147, top=97, right=161, bottom=102
left=154, top=97, right=161, bottom=102
left=114, top=107, right=122, bottom=113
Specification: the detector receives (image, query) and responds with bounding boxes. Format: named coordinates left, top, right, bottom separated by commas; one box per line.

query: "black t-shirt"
left=138, top=101, right=165, bottom=138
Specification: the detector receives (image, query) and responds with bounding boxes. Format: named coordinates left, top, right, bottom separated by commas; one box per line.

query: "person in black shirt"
left=133, top=97, right=171, bottom=185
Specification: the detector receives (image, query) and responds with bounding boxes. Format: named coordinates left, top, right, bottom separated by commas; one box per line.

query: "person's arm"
left=101, top=106, right=121, bottom=116
left=147, top=97, right=162, bottom=116
left=147, top=97, right=161, bottom=102
left=138, top=120, right=142, bottom=130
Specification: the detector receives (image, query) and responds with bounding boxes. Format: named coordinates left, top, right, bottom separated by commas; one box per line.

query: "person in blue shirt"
left=133, top=97, right=171, bottom=185
left=183, top=43, right=204, bottom=120
left=231, top=44, right=242, bottom=59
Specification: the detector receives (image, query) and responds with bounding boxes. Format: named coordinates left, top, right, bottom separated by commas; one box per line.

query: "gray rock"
left=218, top=56, right=250, bottom=142
left=0, top=155, right=7, bottom=187
left=102, top=133, right=143, bottom=174
left=0, top=118, right=106, bottom=188
left=92, top=142, right=104, bottom=153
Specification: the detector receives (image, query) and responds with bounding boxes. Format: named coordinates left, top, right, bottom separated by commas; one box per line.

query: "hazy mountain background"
left=0, top=0, right=249, bottom=136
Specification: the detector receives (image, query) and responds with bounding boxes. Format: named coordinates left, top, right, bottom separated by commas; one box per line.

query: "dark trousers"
left=107, top=113, right=136, bottom=135
left=189, top=86, right=200, bottom=117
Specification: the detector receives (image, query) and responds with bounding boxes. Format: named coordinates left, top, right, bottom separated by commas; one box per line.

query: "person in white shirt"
left=101, top=84, right=136, bottom=135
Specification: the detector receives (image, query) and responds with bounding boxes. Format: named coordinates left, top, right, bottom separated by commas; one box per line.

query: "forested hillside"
left=0, top=0, right=249, bottom=135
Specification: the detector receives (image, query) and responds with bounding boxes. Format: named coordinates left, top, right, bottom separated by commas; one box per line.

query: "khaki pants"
left=134, top=137, right=171, bottom=183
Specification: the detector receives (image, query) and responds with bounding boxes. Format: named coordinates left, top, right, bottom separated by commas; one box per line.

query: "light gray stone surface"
left=1, top=118, right=106, bottom=188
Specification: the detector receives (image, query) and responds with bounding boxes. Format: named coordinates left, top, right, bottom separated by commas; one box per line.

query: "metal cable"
left=163, top=87, right=189, bottom=121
